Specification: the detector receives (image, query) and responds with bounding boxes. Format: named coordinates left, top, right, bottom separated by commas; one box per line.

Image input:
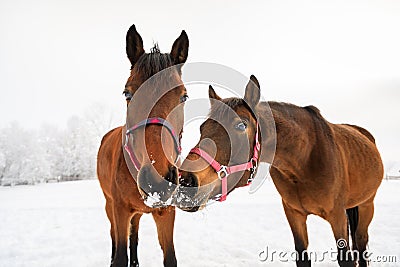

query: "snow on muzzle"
left=173, top=180, right=215, bottom=212
left=137, top=163, right=215, bottom=210
left=137, top=163, right=179, bottom=208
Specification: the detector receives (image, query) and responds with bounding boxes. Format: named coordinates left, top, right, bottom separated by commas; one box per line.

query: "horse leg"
left=129, top=213, right=143, bottom=267
left=105, top=199, right=116, bottom=264
left=355, top=200, right=374, bottom=267
left=327, top=208, right=354, bottom=267
left=282, top=201, right=311, bottom=267
left=152, top=206, right=177, bottom=267
left=346, top=207, right=359, bottom=252
left=112, top=204, right=132, bottom=267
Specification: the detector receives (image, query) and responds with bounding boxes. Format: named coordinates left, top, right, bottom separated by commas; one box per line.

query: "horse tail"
left=346, top=206, right=359, bottom=250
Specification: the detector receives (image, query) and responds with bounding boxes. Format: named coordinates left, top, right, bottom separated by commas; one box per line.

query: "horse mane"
left=132, top=43, right=174, bottom=82
left=213, top=99, right=336, bottom=145
left=303, top=105, right=336, bottom=142
left=266, top=102, right=334, bottom=143
left=303, top=105, right=321, bottom=114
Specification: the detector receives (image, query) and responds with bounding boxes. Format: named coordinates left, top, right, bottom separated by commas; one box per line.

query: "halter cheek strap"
left=124, top=117, right=182, bottom=171
left=189, top=123, right=260, bottom=202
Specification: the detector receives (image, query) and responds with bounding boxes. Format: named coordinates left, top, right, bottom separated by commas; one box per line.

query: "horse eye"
left=124, top=91, right=133, bottom=101
left=235, top=121, right=247, bottom=131
left=180, top=94, right=189, bottom=103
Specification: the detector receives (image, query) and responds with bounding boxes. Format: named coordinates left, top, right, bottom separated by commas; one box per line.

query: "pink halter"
left=189, top=122, right=260, bottom=202
left=124, top=117, right=181, bottom=171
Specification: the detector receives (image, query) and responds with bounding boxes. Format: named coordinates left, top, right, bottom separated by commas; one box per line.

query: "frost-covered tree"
left=0, top=150, right=6, bottom=183
left=83, top=102, right=119, bottom=140
left=59, top=116, right=88, bottom=179
left=0, top=122, right=50, bottom=185
left=0, top=103, right=121, bottom=185
left=58, top=105, right=114, bottom=180
left=37, top=123, right=64, bottom=180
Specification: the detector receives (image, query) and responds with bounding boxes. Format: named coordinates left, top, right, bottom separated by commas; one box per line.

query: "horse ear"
left=126, top=24, right=145, bottom=67
left=170, top=30, right=189, bottom=66
left=209, top=85, right=222, bottom=105
left=244, top=75, right=261, bottom=108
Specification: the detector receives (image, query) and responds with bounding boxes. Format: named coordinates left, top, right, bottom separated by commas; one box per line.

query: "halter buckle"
left=217, top=166, right=228, bottom=180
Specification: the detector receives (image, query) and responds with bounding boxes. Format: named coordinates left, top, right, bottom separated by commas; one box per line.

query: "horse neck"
left=257, top=102, right=320, bottom=177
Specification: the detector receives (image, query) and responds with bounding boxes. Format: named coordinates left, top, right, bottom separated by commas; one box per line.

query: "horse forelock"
left=209, top=98, right=246, bottom=120
left=132, top=44, right=176, bottom=83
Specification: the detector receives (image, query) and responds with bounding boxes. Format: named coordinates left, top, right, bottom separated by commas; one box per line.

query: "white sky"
left=1, top=0, right=399, bottom=162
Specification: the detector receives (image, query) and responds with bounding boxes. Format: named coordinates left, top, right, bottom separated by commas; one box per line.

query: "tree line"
left=0, top=104, right=121, bottom=186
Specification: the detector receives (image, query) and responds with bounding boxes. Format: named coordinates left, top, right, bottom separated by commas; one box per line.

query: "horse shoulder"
left=97, top=126, right=124, bottom=197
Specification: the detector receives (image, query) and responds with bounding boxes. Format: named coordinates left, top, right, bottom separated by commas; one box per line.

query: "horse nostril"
left=165, top=166, right=178, bottom=185
left=179, top=173, right=198, bottom=188
left=177, top=173, right=200, bottom=209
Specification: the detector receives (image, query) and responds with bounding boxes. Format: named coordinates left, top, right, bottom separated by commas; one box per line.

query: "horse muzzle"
left=174, top=171, right=214, bottom=212
left=137, top=163, right=179, bottom=208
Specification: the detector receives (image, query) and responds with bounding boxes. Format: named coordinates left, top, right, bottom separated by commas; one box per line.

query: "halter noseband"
left=124, top=117, right=182, bottom=171
left=189, top=122, right=260, bottom=202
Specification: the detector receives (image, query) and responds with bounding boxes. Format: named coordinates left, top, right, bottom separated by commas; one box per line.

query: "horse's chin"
left=136, top=163, right=179, bottom=207
left=175, top=192, right=213, bottom=213
left=180, top=206, right=201, bottom=212
left=138, top=187, right=175, bottom=208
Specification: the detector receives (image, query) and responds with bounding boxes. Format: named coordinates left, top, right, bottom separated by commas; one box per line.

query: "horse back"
left=342, top=124, right=375, bottom=144
left=333, top=123, right=379, bottom=155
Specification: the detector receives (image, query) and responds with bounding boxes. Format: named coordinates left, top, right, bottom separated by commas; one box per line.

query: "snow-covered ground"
left=0, top=175, right=399, bottom=266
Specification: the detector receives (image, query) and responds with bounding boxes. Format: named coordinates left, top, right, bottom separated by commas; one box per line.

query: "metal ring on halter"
left=217, top=166, right=229, bottom=180
left=125, top=131, right=130, bottom=145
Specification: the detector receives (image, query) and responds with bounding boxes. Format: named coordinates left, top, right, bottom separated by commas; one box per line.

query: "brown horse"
left=97, top=24, right=189, bottom=267
left=179, top=75, right=384, bottom=267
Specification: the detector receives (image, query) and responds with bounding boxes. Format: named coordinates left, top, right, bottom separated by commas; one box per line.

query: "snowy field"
left=0, top=175, right=399, bottom=267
